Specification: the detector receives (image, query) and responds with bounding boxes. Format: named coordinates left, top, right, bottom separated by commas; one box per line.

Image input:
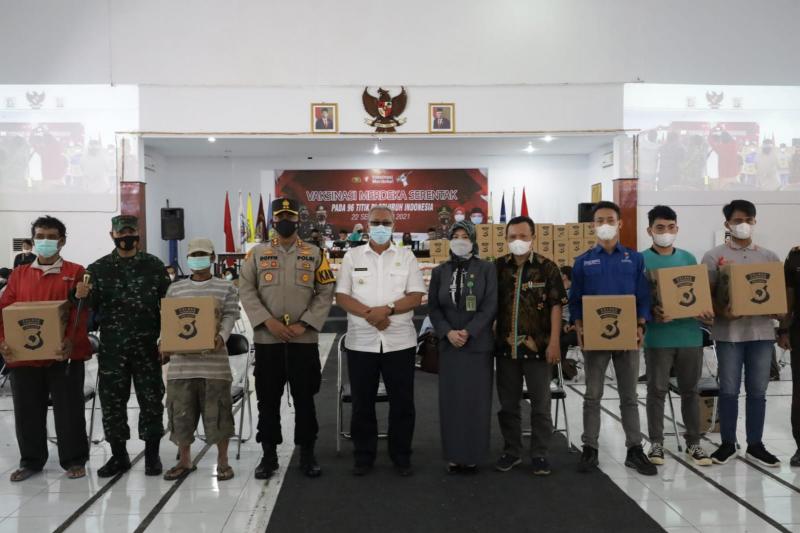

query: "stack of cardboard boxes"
left=429, top=239, right=450, bottom=263
left=536, top=222, right=596, bottom=268
left=475, top=224, right=508, bottom=260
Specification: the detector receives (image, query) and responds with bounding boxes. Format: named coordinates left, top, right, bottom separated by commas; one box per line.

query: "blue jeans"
left=716, top=340, right=773, bottom=446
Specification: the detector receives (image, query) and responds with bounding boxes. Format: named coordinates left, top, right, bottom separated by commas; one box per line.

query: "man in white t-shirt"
left=336, top=205, right=426, bottom=477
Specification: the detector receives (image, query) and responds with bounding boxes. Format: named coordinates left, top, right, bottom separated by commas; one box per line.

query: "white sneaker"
left=647, top=443, right=665, bottom=465
left=686, top=444, right=712, bottom=466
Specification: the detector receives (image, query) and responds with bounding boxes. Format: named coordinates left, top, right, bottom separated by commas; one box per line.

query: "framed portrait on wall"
left=429, top=103, right=455, bottom=133
left=311, top=103, right=338, bottom=133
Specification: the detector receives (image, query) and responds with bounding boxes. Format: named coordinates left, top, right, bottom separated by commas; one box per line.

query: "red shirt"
left=0, top=259, right=91, bottom=367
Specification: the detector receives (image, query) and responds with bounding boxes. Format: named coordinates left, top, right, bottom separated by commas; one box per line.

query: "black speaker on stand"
left=578, top=203, right=597, bottom=223
left=161, top=208, right=185, bottom=241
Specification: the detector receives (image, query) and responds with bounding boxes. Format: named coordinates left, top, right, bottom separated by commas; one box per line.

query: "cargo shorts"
left=167, top=378, right=235, bottom=446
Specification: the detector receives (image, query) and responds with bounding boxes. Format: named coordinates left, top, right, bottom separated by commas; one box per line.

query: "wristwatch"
left=387, top=302, right=396, bottom=315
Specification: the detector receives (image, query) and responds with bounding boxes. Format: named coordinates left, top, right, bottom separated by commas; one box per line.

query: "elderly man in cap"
left=239, top=197, right=336, bottom=479
left=75, top=215, right=171, bottom=477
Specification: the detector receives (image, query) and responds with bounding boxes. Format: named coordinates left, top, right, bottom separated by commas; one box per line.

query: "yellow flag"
left=246, top=193, right=256, bottom=243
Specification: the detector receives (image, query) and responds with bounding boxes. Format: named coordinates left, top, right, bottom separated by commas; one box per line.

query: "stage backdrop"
left=275, top=169, right=488, bottom=234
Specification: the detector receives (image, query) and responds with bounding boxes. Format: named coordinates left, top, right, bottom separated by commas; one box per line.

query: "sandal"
left=10, top=468, right=40, bottom=483
left=66, top=465, right=86, bottom=479
left=162, top=464, right=197, bottom=481
left=216, top=464, right=235, bottom=481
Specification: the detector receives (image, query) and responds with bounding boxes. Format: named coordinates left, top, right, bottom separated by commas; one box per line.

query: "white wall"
left=144, top=151, right=593, bottom=271
left=3, top=1, right=800, bottom=87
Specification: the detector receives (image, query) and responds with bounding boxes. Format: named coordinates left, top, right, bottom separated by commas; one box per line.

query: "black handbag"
left=418, top=331, right=440, bottom=374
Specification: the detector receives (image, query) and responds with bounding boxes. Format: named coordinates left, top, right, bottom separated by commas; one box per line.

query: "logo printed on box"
left=596, top=307, right=622, bottom=339
left=672, top=275, right=697, bottom=307
left=175, top=307, right=200, bottom=339
left=745, top=272, right=771, bottom=304
left=17, top=318, right=45, bottom=350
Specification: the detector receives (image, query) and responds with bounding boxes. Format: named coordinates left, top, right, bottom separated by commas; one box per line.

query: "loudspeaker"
left=578, top=203, right=597, bottom=223
left=161, top=208, right=185, bottom=240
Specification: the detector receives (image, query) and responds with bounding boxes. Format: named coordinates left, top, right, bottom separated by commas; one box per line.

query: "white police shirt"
left=336, top=243, right=426, bottom=353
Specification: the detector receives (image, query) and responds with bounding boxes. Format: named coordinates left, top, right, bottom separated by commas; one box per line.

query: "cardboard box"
left=477, top=240, right=492, bottom=259
left=582, top=223, right=597, bottom=239
left=716, top=262, right=788, bottom=317
left=566, top=223, right=583, bottom=240
left=653, top=265, right=713, bottom=320
left=538, top=224, right=554, bottom=242
left=538, top=239, right=553, bottom=257
left=553, top=240, right=569, bottom=258
left=429, top=239, right=450, bottom=258
left=160, top=296, right=221, bottom=353
left=699, top=397, right=720, bottom=433
left=492, top=224, right=506, bottom=243
left=2, top=301, right=69, bottom=361
left=581, top=295, right=638, bottom=351
left=582, top=238, right=596, bottom=252
left=554, top=225, right=567, bottom=242
left=493, top=239, right=508, bottom=257
left=567, top=239, right=585, bottom=258
left=554, top=256, right=570, bottom=269
left=475, top=224, right=492, bottom=243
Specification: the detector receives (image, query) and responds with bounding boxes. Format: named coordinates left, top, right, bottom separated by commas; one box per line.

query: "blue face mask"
left=34, top=239, right=59, bottom=259
left=187, top=256, right=212, bottom=271
left=370, top=225, right=393, bottom=245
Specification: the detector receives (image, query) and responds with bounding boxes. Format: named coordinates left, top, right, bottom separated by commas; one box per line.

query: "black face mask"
left=274, top=219, right=298, bottom=238
left=114, top=235, right=139, bottom=251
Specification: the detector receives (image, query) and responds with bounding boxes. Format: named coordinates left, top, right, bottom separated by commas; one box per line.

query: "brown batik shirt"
left=496, top=252, right=568, bottom=360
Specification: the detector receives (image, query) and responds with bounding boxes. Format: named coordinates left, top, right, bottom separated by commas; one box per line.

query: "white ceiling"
left=143, top=135, right=616, bottom=159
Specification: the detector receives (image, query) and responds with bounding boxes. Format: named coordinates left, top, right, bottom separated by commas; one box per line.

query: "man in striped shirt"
left=159, top=238, right=241, bottom=481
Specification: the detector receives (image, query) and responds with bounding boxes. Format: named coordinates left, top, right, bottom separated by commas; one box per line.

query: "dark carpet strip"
left=52, top=450, right=146, bottom=533
left=266, top=346, right=666, bottom=533
left=605, top=381, right=800, bottom=496
left=568, top=384, right=792, bottom=533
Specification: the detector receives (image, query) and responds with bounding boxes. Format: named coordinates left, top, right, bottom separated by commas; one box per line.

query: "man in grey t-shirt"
left=701, top=200, right=781, bottom=467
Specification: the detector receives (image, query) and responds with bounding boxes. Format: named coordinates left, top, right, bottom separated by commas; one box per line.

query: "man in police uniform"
left=239, top=197, right=336, bottom=479
left=313, top=204, right=336, bottom=241
left=75, top=215, right=170, bottom=477
left=435, top=205, right=453, bottom=240
left=297, top=204, right=315, bottom=240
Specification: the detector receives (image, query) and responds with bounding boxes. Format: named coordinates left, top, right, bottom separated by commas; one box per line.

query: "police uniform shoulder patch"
left=315, top=254, right=336, bottom=285
left=245, top=249, right=254, bottom=261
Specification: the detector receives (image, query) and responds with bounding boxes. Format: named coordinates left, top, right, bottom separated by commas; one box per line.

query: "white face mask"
left=508, top=239, right=532, bottom=256
left=596, top=224, right=618, bottom=241
left=470, top=215, right=483, bottom=225
left=449, top=238, right=473, bottom=257
left=453, top=214, right=465, bottom=223
left=729, top=222, right=752, bottom=240
left=652, top=232, right=676, bottom=248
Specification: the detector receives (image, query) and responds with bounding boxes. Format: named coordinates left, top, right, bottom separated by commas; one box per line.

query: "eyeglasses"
left=368, top=220, right=393, bottom=227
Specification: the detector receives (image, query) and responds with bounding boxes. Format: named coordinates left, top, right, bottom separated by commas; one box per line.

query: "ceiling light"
left=207, top=137, right=216, bottom=143
left=542, top=135, right=555, bottom=143
left=372, top=143, right=381, bottom=155
left=524, top=142, right=536, bottom=153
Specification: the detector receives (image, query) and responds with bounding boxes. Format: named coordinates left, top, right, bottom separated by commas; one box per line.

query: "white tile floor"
left=0, top=337, right=797, bottom=532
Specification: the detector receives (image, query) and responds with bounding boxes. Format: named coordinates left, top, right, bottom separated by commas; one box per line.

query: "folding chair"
left=86, top=333, right=103, bottom=445
left=665, top=326, right=719, bottom=451
left=522, top=361, right=571, bottom=451
left=336, top=334, right=389, bottom=455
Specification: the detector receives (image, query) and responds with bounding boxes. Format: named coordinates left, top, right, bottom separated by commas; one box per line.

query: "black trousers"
left=10, top=360, right=89, bottom=471
left=254, top=342, right=321, bottom=449
left=347, top=347, right=416, bottom=467
left=791, top=326, right=800, bottom=448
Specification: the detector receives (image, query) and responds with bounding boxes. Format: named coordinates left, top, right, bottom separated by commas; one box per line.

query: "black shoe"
left=791, top=449, right=800, bottom=467
left=625, top=446, right=657, bottom=476
left=746, top=443, right=780, bottom=468
left=577, top=446, right=599, bottom=473
left=394, top=464, right=413, bottom=477
left=532, top=457, right=551, bottom=476
left=254, top=448, right=279, bottom=480
left=494, top=454, right=522, bottom=472
left=299, top=448, right=321, bottom=478
left=711, top=442, right=737, bottom=465
left=97, top=456, right=132, bottom=478
left=445, top=463, right=460, bottom=474
left=352, top=463, right=373, bottom=476
left=144, top=439, right=162, bottom=476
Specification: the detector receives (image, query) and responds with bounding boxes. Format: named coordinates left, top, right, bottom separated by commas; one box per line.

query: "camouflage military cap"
left=112, top=215, right=138, bottom=232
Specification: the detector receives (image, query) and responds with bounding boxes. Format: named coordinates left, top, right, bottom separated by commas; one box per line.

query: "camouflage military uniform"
left=86, top=249, right=170, bottom=442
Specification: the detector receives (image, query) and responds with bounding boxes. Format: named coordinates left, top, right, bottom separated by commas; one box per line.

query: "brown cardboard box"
left=476, top=224, right=492, bottom=243
left=2, top=301, right=69, bottom=361
left=554, top=225, right=567, bottom=242
left=430, top=239, right=450, bottom=258
left=477, top=240, right=492, bottom=259
left=653, top=265, right=713, bottom=320
left=582, top=223, right=597, bottom=239
left=538, top=224, right=554, bottom=242
left=699, top=397, right=720, bottom=433
left=717, top=262, right=788, bottom=317
left=581, top=295, right=638, bottom=351
left=566, top=223, right=583, bottom=240
left=582, top=238, right=597, bottom=252
left=567, top=239, right=584, bottom=258
left=553, top=240, right=569, bottom=258
left=160, top=296, right=221, bottom=354
left=492, top=224, right=506, bottom=244
left=493, top=239, right=508, bottom=257
left=538, top=239, right=553, bottom=257
left=554, top=256, right=569, bottom=269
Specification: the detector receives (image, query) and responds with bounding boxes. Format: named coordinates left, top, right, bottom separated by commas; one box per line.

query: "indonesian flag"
left=223, top=192, right=235, bottom=265
left=246, top=193, right=255, bottom=243
left=237, top=191, right=246, bottom=251
left=520, top=187, right=529, bottom=217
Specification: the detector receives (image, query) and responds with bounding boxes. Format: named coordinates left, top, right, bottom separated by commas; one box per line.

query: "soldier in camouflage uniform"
left=76, top=215, right=170, bottom=477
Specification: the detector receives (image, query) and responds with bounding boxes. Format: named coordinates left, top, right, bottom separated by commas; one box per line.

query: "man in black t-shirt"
left=779, top=246, right=800, bottom=466
left=13, top=239, right=35, bottom=268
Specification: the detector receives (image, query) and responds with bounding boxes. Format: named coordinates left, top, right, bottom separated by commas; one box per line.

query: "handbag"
left=418, top=331, right=440, bottom=374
